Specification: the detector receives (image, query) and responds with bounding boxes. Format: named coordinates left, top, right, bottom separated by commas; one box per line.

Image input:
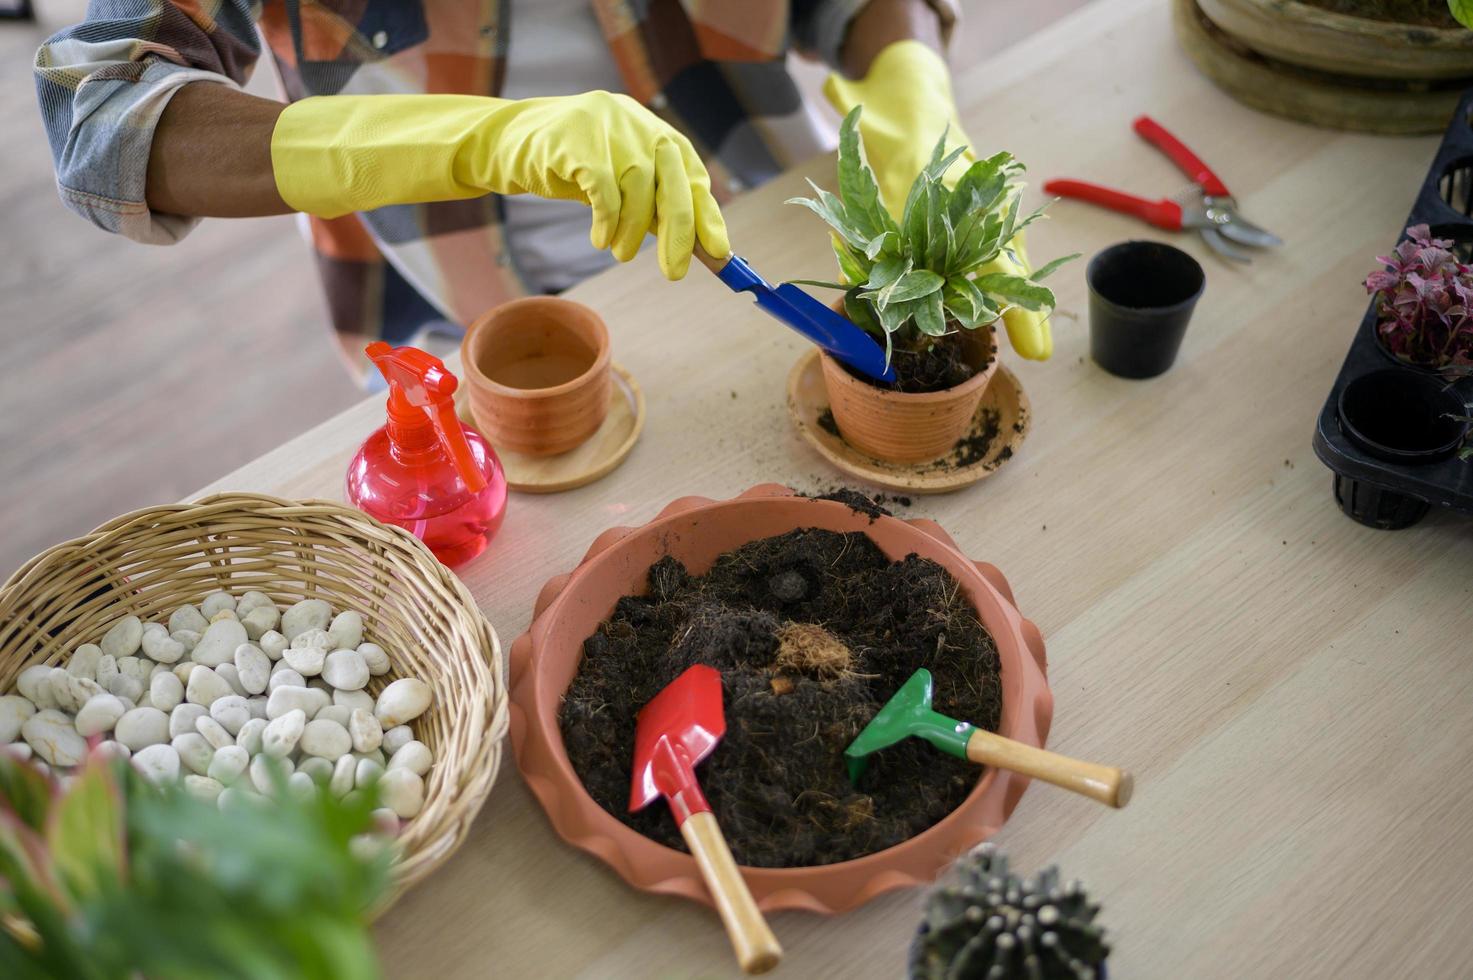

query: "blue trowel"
left=697, top=247, right=895, bottom=383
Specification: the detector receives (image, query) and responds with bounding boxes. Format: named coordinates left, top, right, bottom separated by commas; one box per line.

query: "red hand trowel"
left=630, top=665, right=783, bottom=974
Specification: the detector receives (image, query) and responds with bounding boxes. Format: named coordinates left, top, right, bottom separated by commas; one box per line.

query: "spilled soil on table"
left=559, top=527, right=1002, bottom=867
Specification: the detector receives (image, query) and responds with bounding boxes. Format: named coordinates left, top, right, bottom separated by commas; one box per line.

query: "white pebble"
left=133, top=743, right=181, bottom=784
left=0, top=695, right=37, bottom=742
left=381, top=725, right=414, bottom=755
left=67, top=643, right=103, bottom=680
left=353, top=747, right=386, bottom=767
left=195, top=715, right=234, bottom=750
left=322, top=650, right=369, bottom=691
left=370, top=808, right=400, bottom=835
left=192, top=619, right=248, bottom=669
left=184, top=774, right=224, bottom=802
left=267, top=685, right=328, bottom=721
left=234, top=644, right=271, bottom=694
left=210, top=695, right=250, bottom=736
left=235, top=717, right=267, bottom=755
left=375, top=678, right=431, bottom=727
left=173, top=733, right=214, bottom=775
left=22, top=709, right=87, bottom=767
left=314, top=704, right=352, bottom=727
left=291, top=628, right=332, bottom=651
left=149, top=662, right=170, bottom=679
left=330, top=755, right=356, bottom=798
left=288, top=770, right=318, bottom=802
left=74, top=693, right=126, bottom=737
left=262, top=709, right=306, bottom=758
left=387, top=740, right=433, bottom=777
left=169, top=703, right=207, bottom=739
left=241, top=605, right=280, bottom=640
left=200, top=591, right=236, bottom=618
left=247, top=696, right=268, bottom=719
left=358, top=642, right=392, bottom=676
left=118, top=656, right=152, bottom=686
left=140, top=626, right=185, bottom=664
left=348, top=710, right=382, bottom=754
left=215, top=663, right=248, bottom=697
left=379, top=768, right=425, bottom=819
left=50, top=668, right=99, bottom=713
left=210, top=609, right=238, bottom=624
left=268, top=667, right=306, bottom=693
left=237, top=591, right=275, bottom=615
left=169, top=604, right=209, bottom=634
left=218, top=786, right=261, bottom=813
left=134, top=690, right=156, bottom=712
left=297, top=756, right=333, bottom=785
left=101, top=616, right=143, bottom=659
left=284, top=645, right=325, bottom=677
left=16, top=665, right=57, bottom=709
left=333, top=688, right=375, bottom=714
left=3, top=743, right=33, bottom=761
left=327, top=611, right=364, bottom=652
left=207, top=745, right=249, bottom=785
left=171, top=630, right=201, bottom=654
left=300, top=718, right=352, bottom=760
left=114, top=707, right=169, bottom=751
left=355, top=757, right=384, bottom=788
left=172, top=662, right=197, bottom=686
left=185, top=667, right=233, bottom=707
left=250, top=753, right=292, bottom=794
left=105, top=672, right=143, bottom=704
left=281, top=599, right=331, bottom=641
left=94, top=740, right=130, bottom=761
left=150, top=671, right=184, bottom=712
left=259, top=630, right=288, bottom=661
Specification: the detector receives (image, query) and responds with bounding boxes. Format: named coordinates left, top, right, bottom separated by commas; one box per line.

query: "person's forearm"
left=145, top=83, right=290, bottom=217
left=840, top=0, right=945, bottom=78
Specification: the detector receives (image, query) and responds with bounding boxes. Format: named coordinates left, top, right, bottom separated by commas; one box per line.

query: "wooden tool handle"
left=966, top=729, right=1133, bottom=808
left=693, top=242, right=731, bottom=275
left=679, top=811, right=783, bottom=974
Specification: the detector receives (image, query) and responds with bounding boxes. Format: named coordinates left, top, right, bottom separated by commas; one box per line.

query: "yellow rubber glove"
left=271, top=92, right=729, bottom=280
left=823, top=40, right=972, bottom=218
left=978, top=230, right=1052, bottom=361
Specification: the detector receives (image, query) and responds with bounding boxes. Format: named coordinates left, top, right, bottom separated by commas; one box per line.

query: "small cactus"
left=909, top=843, right=1110, bottom=979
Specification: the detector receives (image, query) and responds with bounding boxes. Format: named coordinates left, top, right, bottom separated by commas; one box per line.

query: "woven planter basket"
left=0, top=492, right=505, bottom=898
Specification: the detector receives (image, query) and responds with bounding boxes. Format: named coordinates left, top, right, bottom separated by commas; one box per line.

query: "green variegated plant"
left=789, top=107, right=1074, bottom=371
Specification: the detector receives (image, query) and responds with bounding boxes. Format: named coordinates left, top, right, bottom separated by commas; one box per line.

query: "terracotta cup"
left=821, top=317, right=998, bottom=464
left=461, top=297, right=612, bottom=456
left=509, top=484, right=1053, bottom=915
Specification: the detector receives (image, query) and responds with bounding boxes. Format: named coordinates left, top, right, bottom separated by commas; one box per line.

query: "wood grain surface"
left=187, top=1, right=1473, bottom=976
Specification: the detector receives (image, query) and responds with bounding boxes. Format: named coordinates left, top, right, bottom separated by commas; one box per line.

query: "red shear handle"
left=1132, top=115, right=1230, bottom=198
left=1043, top=179, right=1184, bottom=231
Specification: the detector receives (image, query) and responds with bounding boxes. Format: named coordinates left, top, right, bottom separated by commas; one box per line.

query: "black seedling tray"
left=1312, top=90, right=1473, bottom=529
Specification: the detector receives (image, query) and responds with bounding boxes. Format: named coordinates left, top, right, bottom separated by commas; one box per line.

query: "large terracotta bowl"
left=508, top=484, right=1052, bottom=914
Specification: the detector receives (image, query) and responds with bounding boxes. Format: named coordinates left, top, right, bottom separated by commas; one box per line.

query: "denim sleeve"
left=33, top=1, right=264, bottom=244
left=792, top=0, right=960, bottom=70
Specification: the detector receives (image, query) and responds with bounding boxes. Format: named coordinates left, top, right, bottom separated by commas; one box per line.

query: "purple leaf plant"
left=1365, top=224, right=1473, bottom=370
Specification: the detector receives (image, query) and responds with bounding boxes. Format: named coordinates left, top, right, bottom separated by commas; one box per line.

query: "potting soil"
left=559, top=526, right=1003, bottom=868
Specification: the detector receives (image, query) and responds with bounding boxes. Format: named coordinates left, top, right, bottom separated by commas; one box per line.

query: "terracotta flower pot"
left=461, top=297, right=611, bottom=457
left=821, top=323, right=998, bottom=464
left=509, top=484, right=1053, bottom=915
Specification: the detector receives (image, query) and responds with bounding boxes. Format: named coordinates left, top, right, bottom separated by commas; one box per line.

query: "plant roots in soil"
left=559, top=527, right=1003, bottom=868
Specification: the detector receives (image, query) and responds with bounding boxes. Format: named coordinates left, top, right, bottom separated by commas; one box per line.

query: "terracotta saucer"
left=457, top=362, right=645, bottom=494
left=785, top=349, right=1031, bottom=494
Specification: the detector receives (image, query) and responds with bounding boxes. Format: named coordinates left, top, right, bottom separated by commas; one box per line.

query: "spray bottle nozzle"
left=366, top=342, right=488, bottom=494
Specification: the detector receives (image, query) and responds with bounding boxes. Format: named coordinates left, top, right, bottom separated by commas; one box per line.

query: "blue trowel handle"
left=696, top=247, right=765, bottom=293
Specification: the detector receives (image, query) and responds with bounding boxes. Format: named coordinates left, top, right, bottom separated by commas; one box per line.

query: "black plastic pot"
left=1329, top=369, right=1468, bottom=528
left=1086, top=241, right=1206, bottom=379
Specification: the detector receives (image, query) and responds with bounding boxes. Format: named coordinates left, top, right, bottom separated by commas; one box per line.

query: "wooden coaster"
left=785, top=349, right=1030, bottom=495
left=457, top=363, right=645, bottom=494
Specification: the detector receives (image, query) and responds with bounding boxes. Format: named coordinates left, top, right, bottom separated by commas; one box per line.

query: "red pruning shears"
left=1044, top=116, right=1282, bottom=263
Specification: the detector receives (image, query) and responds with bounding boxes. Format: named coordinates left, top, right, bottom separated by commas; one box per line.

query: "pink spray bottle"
left=347, top=342, right=508, bottom=567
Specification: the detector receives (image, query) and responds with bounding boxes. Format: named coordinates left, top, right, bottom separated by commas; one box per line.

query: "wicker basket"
left=0, top=492, right=506, bottom=897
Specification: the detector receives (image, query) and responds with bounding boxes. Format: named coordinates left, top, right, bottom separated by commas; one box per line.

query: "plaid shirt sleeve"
left=33, top=1, right=264, bottom=245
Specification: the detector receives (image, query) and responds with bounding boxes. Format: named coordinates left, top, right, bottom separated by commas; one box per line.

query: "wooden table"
left=198, top=1, right=1473, bottom=975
